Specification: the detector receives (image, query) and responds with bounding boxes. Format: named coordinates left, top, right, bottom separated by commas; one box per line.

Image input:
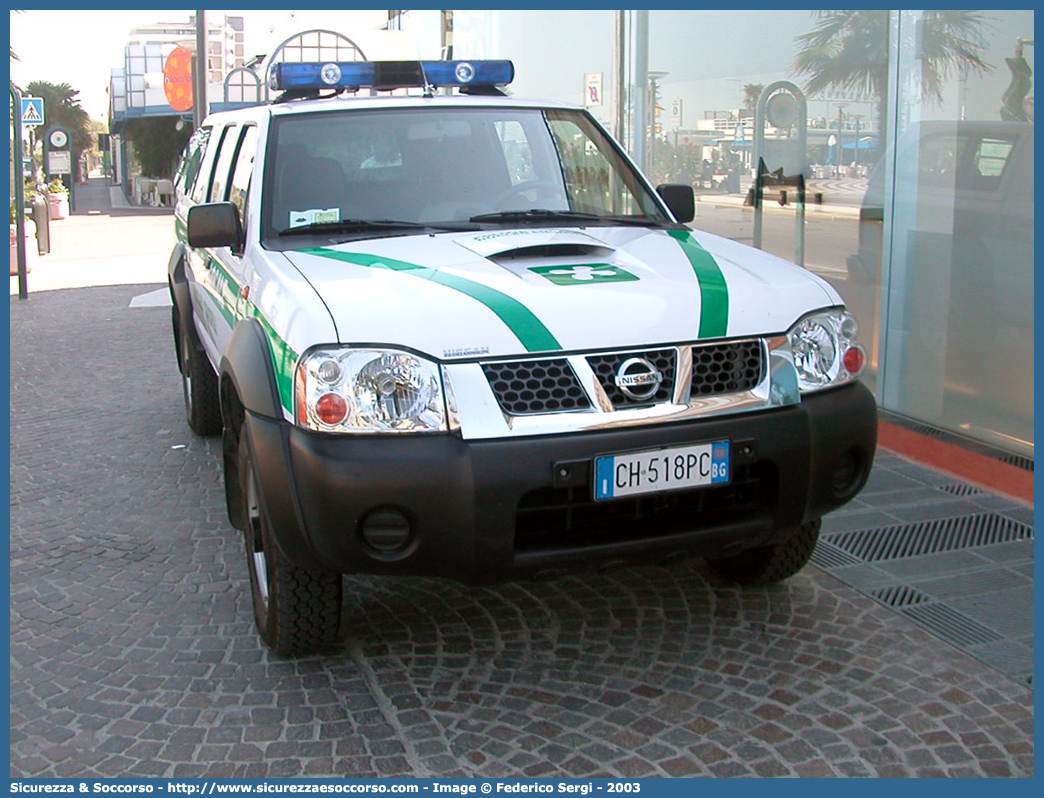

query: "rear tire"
left=240, top=433, right=342, bottom=656
left=706, top=519, right=821, bottom=584
left=179, top=322, right=222, bottom=436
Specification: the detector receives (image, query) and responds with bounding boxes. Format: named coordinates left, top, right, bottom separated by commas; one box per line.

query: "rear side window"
left=190, top=125, right=231, bottom=205
left=972, top=138, right=1015, bottom=183
left=228, top=126, right=259, bottom=230
left=174, top=126, right=210, bottom=199
left=209, top=125, right=245, bottom=203
left=916, top=132, right=1017, bottom=193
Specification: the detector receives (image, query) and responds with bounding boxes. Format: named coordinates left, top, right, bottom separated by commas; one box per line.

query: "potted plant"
left=46, top=177, right=69, bottom=220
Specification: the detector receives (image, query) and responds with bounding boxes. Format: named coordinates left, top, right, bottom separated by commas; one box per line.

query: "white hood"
left=281, top=226, right=839, bottom=360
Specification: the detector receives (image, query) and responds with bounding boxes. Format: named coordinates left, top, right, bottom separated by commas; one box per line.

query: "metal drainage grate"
left=823, top=513, right=1033, bottom=563
left=937, top=483, right=985, bottom=498
left=871, top=584, right=931, bottom=608
left=999, top=454, right=1034, bottom=472
left=902, top=603, right=1003, bottom=648
left=904, top=422, right=947, bottom=437
left=1002, top=506, right=1035, bottom=527
left=809, top=542, right=862, bottom=570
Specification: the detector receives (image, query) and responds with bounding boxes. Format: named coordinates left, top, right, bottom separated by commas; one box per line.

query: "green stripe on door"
left=667, top=230, right=729, bottom=339
left=297, top=247, right=562, bottom=353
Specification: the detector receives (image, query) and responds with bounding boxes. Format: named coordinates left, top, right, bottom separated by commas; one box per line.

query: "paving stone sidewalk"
left=9, top=177, right=1035, bottom=778
left=9, top=282, right=1034, bottom=779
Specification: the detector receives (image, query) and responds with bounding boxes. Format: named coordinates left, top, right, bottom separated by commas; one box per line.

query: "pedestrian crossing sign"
left=21, top=97, right=44, bottom=126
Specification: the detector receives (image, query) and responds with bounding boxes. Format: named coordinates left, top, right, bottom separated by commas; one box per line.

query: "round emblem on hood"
left=614, top=357, right=663, bottom=401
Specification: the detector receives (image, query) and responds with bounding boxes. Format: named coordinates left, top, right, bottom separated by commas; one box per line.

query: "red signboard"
left=164, top=47, right=194, bottom=112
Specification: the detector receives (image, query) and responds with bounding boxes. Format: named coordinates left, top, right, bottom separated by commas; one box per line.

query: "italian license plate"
left=594, top=440, right=730, bottom=500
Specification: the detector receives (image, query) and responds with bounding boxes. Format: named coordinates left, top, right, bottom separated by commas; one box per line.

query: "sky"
left=8, top=9, right=395, bottom=121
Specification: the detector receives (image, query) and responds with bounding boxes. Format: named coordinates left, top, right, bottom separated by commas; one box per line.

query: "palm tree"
left=742, top=83, right=764, bottom=111
left=25, top=80, right=92, bottom=170
left=794, top=10, right=993, bottom=140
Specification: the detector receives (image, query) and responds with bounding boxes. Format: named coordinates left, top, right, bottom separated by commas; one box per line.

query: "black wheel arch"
left=168, top=245, right=192, bottom=373
left=219, top=319, right=286, bottom=422
left=219, top=318, right=290, bottom=537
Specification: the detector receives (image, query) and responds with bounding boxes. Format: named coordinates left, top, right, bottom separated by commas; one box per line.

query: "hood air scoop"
left=456, top=228, right=615, bottom=261
left=488, top=242, right=612, bottom=261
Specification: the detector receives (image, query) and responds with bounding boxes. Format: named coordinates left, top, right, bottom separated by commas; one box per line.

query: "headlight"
left=787, top=309, right=866, bottom=393
left=295, top=347, right=447, bottom=433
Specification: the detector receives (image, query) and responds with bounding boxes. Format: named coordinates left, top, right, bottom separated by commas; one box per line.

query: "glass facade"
left=452, top=9, right=1034, bottom=459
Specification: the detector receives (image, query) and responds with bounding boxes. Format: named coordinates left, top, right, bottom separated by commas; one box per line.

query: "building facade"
left=442, top=9, right=1033, bottom=462
left=108, top=15, right=245, bottom=188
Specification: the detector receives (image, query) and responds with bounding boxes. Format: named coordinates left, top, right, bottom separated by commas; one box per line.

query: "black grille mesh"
left=690, top=340, right=763, bottom=397
left=482, top=359, right=590, bottom=415
left=588, top=349, right=676, bottom=407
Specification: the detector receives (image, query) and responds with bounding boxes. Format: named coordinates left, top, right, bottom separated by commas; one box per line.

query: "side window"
left=190, top=125, right=231, bottom=205
left=228, top=125, right=258, bottom=231
left=548, top=118, right=631, bottom=215
left=174, top=126, right=211, bottom=199
left=209, top=124, right=242, bottom=202
left=969, top=137, right=1015, bottom=188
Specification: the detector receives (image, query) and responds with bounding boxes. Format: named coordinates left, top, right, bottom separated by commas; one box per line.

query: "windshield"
left=262, top=106, right=670, bottom=242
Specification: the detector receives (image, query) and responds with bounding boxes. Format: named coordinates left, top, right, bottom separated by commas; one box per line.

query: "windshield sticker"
left=288, top=208, right=340, bottom=228
left=529, top=264, right=638, bottom=285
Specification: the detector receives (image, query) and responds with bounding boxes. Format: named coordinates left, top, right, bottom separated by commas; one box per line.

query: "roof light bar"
left=270, top=60, right=515, bottom=93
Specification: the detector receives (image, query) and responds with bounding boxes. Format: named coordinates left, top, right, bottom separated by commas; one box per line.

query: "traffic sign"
left=21, top=96, right=44, bottom=126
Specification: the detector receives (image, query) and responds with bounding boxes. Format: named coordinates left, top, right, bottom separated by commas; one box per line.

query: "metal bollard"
left=31, top=193, right=50, bottom=255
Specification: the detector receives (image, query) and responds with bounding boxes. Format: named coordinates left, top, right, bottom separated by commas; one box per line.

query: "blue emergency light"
left=269, top=60, right=515, bottom=93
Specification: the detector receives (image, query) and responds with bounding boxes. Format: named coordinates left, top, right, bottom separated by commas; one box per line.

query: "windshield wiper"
left=469, top=209, right=657, bottom=226
left=278, top=219, right=466, bottom=237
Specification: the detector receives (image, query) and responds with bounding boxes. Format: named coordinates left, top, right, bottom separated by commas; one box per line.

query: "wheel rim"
left=245, top=465, right=270, bottom=611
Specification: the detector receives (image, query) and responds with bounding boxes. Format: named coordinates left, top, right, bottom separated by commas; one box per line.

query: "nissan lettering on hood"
left=168, top=59, right=877, bottom=656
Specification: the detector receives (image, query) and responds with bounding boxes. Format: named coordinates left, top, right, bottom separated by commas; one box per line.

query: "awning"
left=842, top=138, right=877, bottom=150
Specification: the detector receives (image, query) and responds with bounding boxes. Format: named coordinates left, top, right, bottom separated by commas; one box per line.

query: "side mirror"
left=656, top=183, right=695, bottom=224
left=187, top=202, right=244, bottom=252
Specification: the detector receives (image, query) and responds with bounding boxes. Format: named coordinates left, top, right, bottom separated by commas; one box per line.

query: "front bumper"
left=247, top=381, right=877, bottom=584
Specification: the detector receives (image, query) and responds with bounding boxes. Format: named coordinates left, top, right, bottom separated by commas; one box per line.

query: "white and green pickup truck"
left=169, top=60, right=877, bottom=655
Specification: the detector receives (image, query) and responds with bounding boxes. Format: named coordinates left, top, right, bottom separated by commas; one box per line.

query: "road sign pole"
left=10, top=83, right=29, bottom=299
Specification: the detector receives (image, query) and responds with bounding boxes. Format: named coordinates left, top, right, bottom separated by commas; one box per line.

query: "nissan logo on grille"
left=615, top=357, right=663, bottom=401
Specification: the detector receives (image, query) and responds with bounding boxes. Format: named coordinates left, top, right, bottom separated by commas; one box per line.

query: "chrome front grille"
left=481, top=339, right=765, bottom=417
left=588, top=349, right=676, bottom=408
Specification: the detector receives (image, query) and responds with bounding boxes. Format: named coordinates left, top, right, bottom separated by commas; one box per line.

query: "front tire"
left=179, top=321, right=222, bottom=436
left=706, top=519, right=822, bottom=584
left=240, top=434, right=342, bottom=656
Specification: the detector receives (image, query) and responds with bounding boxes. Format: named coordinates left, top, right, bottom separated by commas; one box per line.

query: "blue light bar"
left=270, top=60, right=515, bottom=93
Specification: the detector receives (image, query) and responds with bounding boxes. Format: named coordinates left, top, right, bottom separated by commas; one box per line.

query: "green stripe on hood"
left=297, top=247, right=562, bottom=353
left=667, top=230, right=729, bottom=339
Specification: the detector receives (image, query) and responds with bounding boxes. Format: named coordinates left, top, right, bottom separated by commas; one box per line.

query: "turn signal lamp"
left=269, top=60, right=515, bottom=93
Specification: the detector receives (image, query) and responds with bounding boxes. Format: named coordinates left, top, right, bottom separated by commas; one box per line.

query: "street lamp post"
left=194, top=10, right=207, bottom=129
left=849, top=113, right=863, bottom=170
left=835, top=103, right=847, bottom=177
left=10, top=82, right=28, bottom=299
left=648, top=70, right=668, bottom=180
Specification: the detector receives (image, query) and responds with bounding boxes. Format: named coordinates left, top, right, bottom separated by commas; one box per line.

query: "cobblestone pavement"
left=9, top=283, right=1034, bottom=779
